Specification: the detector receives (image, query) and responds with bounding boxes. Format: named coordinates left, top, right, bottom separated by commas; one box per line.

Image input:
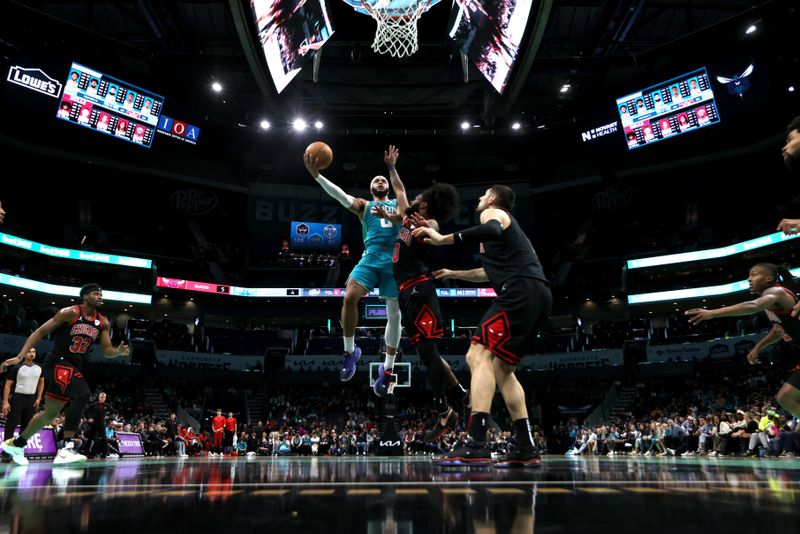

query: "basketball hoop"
left=360, top=0, right=433, bottom=58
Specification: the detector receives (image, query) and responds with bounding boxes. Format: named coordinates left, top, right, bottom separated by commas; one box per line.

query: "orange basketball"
left=305, top=141, right=333, bottom=170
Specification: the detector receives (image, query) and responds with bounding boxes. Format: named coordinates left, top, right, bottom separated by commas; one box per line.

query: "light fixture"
left=293, top=119, right=307, bottom=131
left=560, top=83, right=571, bottom=93
left=512, top=122, right=521, bottom=130
left=745, top=24, right=757, bottom=34
left=460, top=121, right=470, bottom=130
left=260, top=120, right=271, bottom=130
left=314, top=120, right=324, bottom=129
left=211, top=81, right=223, bottom=92
left=790, top=86, right=796, bottom=93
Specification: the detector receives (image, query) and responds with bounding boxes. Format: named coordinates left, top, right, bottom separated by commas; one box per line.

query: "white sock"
left=383, top=352, right=396, bottom=371
left=344, top=336, right=355, bottom=353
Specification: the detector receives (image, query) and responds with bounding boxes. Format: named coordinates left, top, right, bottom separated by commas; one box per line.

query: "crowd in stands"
left=551, top=346, right=800, bottom=459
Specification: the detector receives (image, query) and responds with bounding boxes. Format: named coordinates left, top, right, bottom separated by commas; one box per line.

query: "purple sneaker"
left=373, top=363, right=396, bottom=397
left=340, top=346, right=362, bottom=382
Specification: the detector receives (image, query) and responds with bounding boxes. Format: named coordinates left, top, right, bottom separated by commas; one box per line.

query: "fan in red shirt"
left=211, top=408, right=226, bottom=456
left=224, top=412, right=237, bottom=455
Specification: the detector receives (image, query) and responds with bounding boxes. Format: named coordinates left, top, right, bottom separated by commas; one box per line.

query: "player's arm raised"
left=0, top=307, right=79, bottom=372
left=384, top=145, right=408, bottom=214
left=412, top=208, right=510, bottom=246
left=304, top=153, right=367, bottom=217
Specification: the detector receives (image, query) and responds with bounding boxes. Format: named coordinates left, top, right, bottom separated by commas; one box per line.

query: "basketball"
left=305, top=141, right=333, bottom=170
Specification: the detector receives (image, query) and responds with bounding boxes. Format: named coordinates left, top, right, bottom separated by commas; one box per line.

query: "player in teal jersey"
left=304, top=146, right=402, bottom=384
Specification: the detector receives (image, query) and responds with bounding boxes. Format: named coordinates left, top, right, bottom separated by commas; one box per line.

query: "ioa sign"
left=157, top=115, right=200, bottom=145
left=580, top=121, right=618, bottom=143
left=7, top=66, right=62, bottom=98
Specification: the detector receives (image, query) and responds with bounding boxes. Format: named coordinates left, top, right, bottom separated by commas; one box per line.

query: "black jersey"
left=52, top=305, right=105, bottom=368
left=479, top=213, right=548, bottom=292
left=392, top=216, right=432, bottom=289
left=765, top=285, right=800, bottom=342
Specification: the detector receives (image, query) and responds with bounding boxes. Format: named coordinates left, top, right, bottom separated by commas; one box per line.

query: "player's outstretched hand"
left=684, top=308, right=713, bottom=325
left=412, top=226, right=445, bottom=245
left=384, top=145, right=399, bottom=167
left=432, top=269, right=456, bottom=280
left=371, top=205, right=402, bottom=225
left=303, top=153, right=321, bottom=178
left=777, top=218, right=800, bottom=235
left=409, top=213, right=429, bottom=228
left=116, top=342, right=130, bottom=357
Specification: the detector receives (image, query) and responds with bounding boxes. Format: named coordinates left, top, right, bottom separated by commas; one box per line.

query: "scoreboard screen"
left=290, top=221, right=342, bottom=251
left=56, top=62, right=164, bottom=148
left=616, top=67, right=720, bottom=150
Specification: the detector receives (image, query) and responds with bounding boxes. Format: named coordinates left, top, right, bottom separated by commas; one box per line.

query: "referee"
left=2, top=348, right=44, bottom=439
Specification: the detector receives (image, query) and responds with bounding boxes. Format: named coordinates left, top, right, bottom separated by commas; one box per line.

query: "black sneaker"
left=495, top=446, right=542, bottom=468
left=425, top=408, right=459, bottom=443
left=432, top=441, right=491, bottom=466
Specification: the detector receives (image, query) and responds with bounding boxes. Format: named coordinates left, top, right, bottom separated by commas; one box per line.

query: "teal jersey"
left=361, top=199, right=400, bottom=258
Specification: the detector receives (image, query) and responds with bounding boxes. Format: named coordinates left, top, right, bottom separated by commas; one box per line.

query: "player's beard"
left=404, top=203, right=421, bottom=217
left=371, top=186, right=388, bottom=200
left=785, top=153, right=799, bottom=173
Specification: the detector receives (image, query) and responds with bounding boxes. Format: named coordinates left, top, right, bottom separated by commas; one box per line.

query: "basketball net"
left=361, top=0, right=432, bottom=58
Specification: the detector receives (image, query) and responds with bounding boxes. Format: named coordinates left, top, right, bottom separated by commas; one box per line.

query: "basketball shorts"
left=348, top=252, right=398, bottom=299
left=42, top=353, right=89, bottom=404
left=471, top=277, right=552, bottom=366
left=398, top=276, right=444, bottom=346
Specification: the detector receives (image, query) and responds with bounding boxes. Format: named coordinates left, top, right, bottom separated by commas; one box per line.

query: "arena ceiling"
left=1, top=1, right=794, bottom=189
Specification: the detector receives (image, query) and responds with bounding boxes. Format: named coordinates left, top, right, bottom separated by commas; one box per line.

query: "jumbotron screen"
left=56, top=62, right=164, bottom=148
left=616, top=67, right=720, bottom=150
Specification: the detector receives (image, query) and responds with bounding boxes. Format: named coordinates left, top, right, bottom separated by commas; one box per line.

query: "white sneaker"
left=108, top=453, right=120, bottom=459
left=666, top=448, right=676, bottom=456
left=53, top=442, right=87, bottom=465
left=1, top=438, right=29, bottom=466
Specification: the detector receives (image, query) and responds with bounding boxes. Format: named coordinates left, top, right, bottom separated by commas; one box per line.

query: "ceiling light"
left=512, top=122, right=521, bottom=130
left=314, top=120, right=324, bottom=129
left=211, top=82, right=223, bottom=92
left=745, top=24, right=757, bottom=34
left=460, top=121, right=470, bottom=130
left=293, top=119, right=307, bottom=131
left=260, top=120, right=270, bottom=130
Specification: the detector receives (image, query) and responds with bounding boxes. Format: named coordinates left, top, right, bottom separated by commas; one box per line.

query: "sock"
left=513, top=418, right=534, bottom=449
left=446, top=383, right=468, bottom=409
left=13, top=436, right=27, bottom=448
left=467, top=412, right=490, bottom=443
left=383, top=352, right=396, bottom=371
left=344, top=336, right=355, bottom=353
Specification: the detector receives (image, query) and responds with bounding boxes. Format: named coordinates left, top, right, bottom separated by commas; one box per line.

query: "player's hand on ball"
left=303, top=153, right=321, bottom=178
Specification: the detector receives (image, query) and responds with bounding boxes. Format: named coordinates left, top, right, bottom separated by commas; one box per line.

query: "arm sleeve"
left=454, top=219, right=504, bottom=245
left=315, top=174, right=354, bottom=208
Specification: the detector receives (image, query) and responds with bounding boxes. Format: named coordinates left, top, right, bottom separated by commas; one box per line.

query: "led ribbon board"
left=0, top=274, right=151, bottom=304
left=0, top=232, right=152, bottom=268
left=627, top=231, right=800, bottom=270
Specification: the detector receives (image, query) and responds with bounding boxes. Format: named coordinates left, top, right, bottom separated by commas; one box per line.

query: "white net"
left=362, top=0, right=432, bottom=58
